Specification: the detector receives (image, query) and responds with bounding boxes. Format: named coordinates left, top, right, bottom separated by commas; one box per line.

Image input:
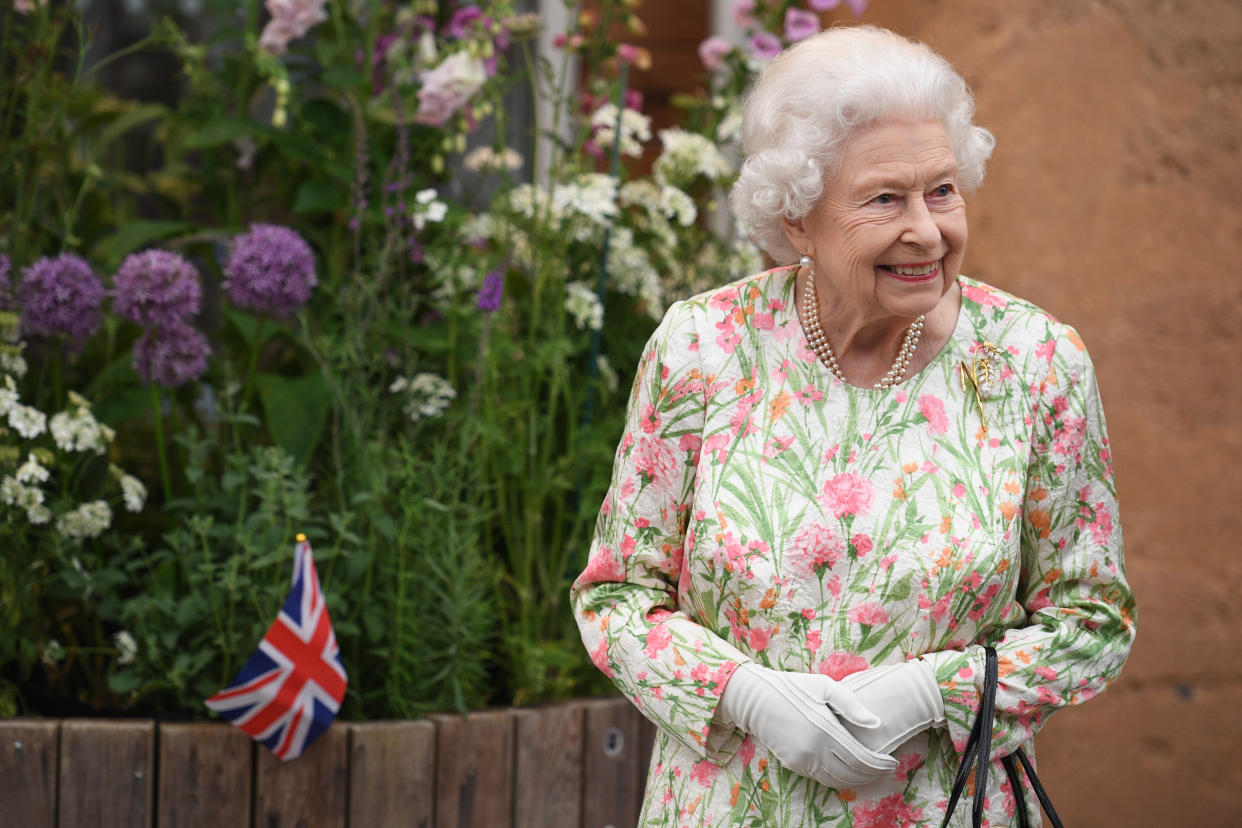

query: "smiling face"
left=785, top=119, right=967, bottom=327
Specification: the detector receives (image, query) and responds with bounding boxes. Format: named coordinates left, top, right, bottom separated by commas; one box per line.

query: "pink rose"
left=415, top=52, right=487, bottom=126
left=789, top=522, right=845, bottom=575
left=258, top=0, right=327, bottom=55
left=819, top=472, right=873, bottom=518
left=698, top=36, right=733, bottom=71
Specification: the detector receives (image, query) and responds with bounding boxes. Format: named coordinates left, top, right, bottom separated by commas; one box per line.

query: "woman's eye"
left=931, top=184, right=954, bottom=198
left=873, top=193, right=896, bottom=205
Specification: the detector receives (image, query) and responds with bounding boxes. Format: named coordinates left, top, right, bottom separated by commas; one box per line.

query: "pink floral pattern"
left=572, top=269, right=1135, bottom=826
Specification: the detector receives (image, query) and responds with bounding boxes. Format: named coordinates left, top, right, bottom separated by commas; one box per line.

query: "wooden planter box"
left=0, top=696, right=655, bottom=828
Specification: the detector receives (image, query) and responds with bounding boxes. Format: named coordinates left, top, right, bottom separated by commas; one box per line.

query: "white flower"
left=1, top=476, right=22, bottom=505
left=1, top=343, right=27, bottom=377
left=607, top=228, right=664, bottom=317
left=120, top=474, right=146, bottom=513
left=113, top=631, right=138, bottom=666
left=716, top=107, right=744, bottom=144
left=26, top=503, right=51, bottom=524
left=660, top=185, right=697, bottom=227
left=596, top=354, right=618, bottom=394
left=56, top=500, right=112, bottom=541
left=565, top=282, right=604, bottom=331
left=48, top=392, right=110, bottom=453
left=8, top=404, right=46, bottom=438
left=412, top=189, right=449, bottom=230
left=0, top=375, right=18, bottom=417
left=396, top=373, right=457, bottom=423
left=389, top=376, right=410, bottom=394
left=15, top=453, right=49, bottom=485
left=463, top=146, right=523, bottom=172
left=40, top=639, right=65, bottom=667
left=654, top=128, right=733, bottom=189
left=553, top=174, right=619, bottom=240
left=590, top=103, right=652, bottom=159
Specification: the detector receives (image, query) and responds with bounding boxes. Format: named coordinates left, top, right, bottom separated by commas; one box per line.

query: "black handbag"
left=940, top=646, right=1065, bottom=828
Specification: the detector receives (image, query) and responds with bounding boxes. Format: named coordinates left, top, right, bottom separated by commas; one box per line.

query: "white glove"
left=838, top=659, right=946, bottom=754
left=717, top=662, right=899, bottom=789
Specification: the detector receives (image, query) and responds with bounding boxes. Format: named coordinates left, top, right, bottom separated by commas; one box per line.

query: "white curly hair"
left=729, top=26, right=996, bottom=265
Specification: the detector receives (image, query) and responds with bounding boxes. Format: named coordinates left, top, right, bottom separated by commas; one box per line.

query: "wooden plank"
left=0, top=719, right=59, bottom=826
left=581, top=697, right=645, bottom=828
left=430, top=710, right=513, bottom=828
left=513, top=703, right=585, bottom=828
left=254, top=725, right=349, bottom=828
left=58, top=719, right=154, bottom=828
left=157, top=723, right=252, bottom=828
left=349, top=720, right=435, bottom=828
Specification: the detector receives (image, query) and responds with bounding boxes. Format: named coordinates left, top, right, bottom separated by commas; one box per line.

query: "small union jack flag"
left=205, top=534, right=348, bottom=761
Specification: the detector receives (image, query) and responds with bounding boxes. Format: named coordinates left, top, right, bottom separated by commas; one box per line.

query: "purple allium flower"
left=748, top=31, right=782, bottom=60
left=476, top=271, right=504, bottom=313
left=784, top=8, right=820, bottom=42
left=19, top=253, right=105, bottom=347
left=112, top=250, right=202, bottom=329
left=132, top=322, right=211, bottom=388
left=222, top=224, right=317, bottom=316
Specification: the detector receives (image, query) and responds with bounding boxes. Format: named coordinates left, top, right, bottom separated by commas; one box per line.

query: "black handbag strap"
left=940, top=647, right=1066, bottom=828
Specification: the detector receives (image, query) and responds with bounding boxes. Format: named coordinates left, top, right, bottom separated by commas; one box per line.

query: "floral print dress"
left=571, top=267, right=1135, bottom=827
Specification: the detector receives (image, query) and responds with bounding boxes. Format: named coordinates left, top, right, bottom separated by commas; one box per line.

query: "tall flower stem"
left=151, top=384, right=173, bottom=501
left=240, top=316, right=265, bottom=414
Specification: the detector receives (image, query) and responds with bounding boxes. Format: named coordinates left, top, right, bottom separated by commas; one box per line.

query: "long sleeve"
left=922, top=322, right=1137, bottom=759
left=571, top=299, right=752, bottom=761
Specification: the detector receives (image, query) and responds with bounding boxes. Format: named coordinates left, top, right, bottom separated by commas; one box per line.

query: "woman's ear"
left=783, top=217, right=810, bottom=255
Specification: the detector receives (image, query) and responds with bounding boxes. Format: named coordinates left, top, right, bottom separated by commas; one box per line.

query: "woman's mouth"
left=878, top=259, right=942, bottom=282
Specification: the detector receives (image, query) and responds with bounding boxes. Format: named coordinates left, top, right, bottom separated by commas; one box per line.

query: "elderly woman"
left=572, top=25, right=1135, bottom=827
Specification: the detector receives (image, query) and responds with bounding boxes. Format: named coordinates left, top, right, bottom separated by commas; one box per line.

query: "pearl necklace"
left=800, top=263, right=925, bottom=389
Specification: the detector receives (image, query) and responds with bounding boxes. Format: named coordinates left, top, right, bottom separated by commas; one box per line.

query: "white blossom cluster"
left=590, top=103, right=652, bottom=159
left=0, top=330, right=146, bottom=535
left=463, top=146, right=523, bottom=173
left=113, top=630, right=138, bottom=666
left=412, top=188, right=450, bottom=230
left=564, top=281, right=604, bottom=331
left=389, top=372, right=457, bottom=422
left=509, top=174, right=620, bottom=242
left=55, top=500, right=112, bottom=541
left=653, top=128, right=733, bottom=190
left=607, top=228, right=664, bottom=319
left=49, top=391, right=115, bottom=453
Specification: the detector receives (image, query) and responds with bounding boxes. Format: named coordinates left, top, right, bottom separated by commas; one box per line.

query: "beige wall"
left=850, top=0, right=1242, bottom=823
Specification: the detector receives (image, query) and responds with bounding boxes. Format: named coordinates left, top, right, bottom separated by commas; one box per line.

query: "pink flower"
left=789, top=522, right=844, bottom=575
left=748, top=625, right=773, bottom=651
left=918, top=393, right=949, bottom=435
left=640, top=403, right=661, bottom=433
left=748, top=31, right=782, bottom=60
left=731, top=0, right=757, bottom=27
left=415, top=52, right=488, bottom=126
left=809, top=0, right=840, bottom=9
left=853, top=792, right=923, bottom=827
left=962, top=282, right=1008, bottom=309
left=633, top=434, right=678, bottom=484
left=698, top=36, right=733, bottom=71
left=784, top=8, right=820, bottom=41
left=848, top=601, right=890, bottom=627
left=678, top=433, right=703, bottom=464
left=737, top=735, right=756, bottom=766
left=644, top=623, right=672, bottom=658
left=819, top=472, right=873, bottom=518
left=817, top=651, right=869, bottom=680
left=851, top=533, right=873, bottom=556
left=690, top=758, right=721, bottom=787
left=806, top=630, right=822, bottom=652
left=590, top=640, right=613, bottom=677
left=575, top=546, right=625, bottom=586
left=259, top=0, right=328, bottom=55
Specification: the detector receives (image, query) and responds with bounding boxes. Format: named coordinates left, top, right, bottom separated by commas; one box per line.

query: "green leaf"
left=93, top=221, right=197, bottom=269
left=96, top=103, right=169, bottom=148
left=293, top=177, right=345, bottom=214
left=255, top=372, right=331, bottom=467
left=184, top=117, right=261, bottom=149
left=223, top=308, right=292, bottom=348
left=108, top=670, right=143, bottom=694
left=321, top=66, right=364, bottom=89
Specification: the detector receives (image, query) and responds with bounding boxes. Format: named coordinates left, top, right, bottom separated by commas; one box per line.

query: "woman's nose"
left=900, top=199, right=942, bottom=248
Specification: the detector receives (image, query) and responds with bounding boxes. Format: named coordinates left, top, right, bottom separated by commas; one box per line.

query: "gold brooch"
left=961, top=342, right=1004, bottom=433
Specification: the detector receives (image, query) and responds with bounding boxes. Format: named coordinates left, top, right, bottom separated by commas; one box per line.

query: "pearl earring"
left=799, top=254, right=811, bottom=270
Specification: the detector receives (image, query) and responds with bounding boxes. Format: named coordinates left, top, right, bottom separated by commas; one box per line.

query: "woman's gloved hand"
left=838, top=659, right=946, bottom=754
left=717, top=662, right=899, bottom=789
